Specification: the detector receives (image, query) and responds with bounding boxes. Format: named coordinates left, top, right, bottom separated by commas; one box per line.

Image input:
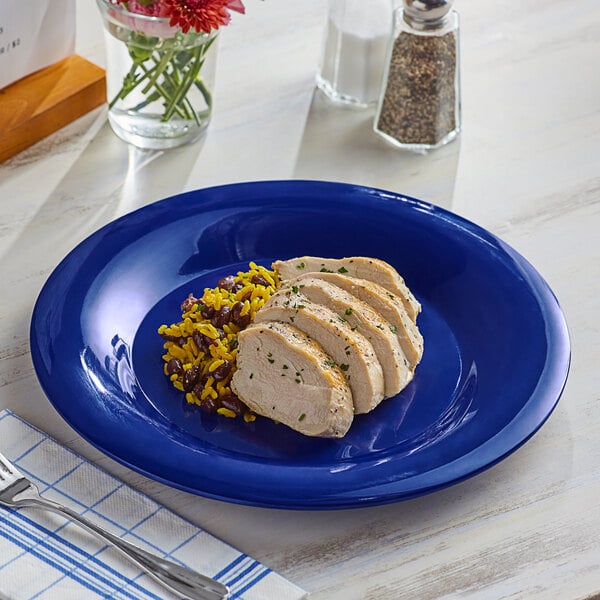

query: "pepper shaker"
left=374, top=0, right=461, bottom=151
left=317, top=0, right=394, bottom=107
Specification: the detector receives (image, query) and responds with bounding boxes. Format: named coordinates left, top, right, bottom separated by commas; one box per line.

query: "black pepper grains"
left=377, top=32, right=457, bottom=146
left=374, top=0, right=460, bottom=151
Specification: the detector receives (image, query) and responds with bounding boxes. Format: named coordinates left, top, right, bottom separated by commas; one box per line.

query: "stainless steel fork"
left=0, top=451, right=229, bottom=600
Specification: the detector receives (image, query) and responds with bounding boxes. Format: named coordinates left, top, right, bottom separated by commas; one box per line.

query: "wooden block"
left=0, top=55, right=106, bottom=163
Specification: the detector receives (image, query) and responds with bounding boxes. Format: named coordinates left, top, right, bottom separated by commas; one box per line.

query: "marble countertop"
left=1, top=1, right=599, bottom=598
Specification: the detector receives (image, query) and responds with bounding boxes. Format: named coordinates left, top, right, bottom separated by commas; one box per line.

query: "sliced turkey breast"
left=281, top=277, right=413, bottom=398
left=255, top=291, right=385, bottom=414
left=272, top=256, right=421, bottom=321
left=293, top=272, right=424, bottom=370
left=231, top=322, right=353, bottom=438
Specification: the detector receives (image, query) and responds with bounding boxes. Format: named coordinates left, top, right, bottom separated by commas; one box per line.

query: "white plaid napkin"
left=0, top=410, right=307, bottom=600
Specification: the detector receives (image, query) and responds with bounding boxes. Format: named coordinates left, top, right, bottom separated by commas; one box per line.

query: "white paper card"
left=0, top=0, right=76, bottom=90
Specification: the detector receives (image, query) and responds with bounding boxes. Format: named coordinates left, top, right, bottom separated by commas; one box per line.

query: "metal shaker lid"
left=403, top=0, right=454, bottom=30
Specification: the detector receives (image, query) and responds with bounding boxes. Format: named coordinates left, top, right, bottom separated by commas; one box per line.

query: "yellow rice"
left=158, top=262, right=279, bottom=419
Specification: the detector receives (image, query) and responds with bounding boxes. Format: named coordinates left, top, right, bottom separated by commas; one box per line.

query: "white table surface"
left=1, top=1, right=599, bottom=598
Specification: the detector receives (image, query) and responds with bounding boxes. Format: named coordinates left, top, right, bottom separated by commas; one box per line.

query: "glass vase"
left=97, top=0, right=218, bottom=150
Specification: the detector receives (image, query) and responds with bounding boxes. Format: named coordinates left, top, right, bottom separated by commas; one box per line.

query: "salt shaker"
left=374, top=0, right=461, bottom=151
left=317, top=0, right=394, bottom=107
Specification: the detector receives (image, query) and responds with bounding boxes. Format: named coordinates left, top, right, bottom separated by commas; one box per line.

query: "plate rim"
left=30, top=179, right=571, bottom=509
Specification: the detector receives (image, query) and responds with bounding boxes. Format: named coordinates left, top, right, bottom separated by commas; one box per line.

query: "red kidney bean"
left=180, top=293, right=198, bottom=312
left=211, top=306, right=231, bottom=328
left=192, top=331, right=211, bottom=353
left=220, top=395, right=244, bottom=416
left=251, top=274, right=269, bottom=287
left=236, top=313, right=251, bottom=328
left=217, top=275, right=236, bottom=291
left=198, top=373, right=210, bottom=386
left=231, top=301, right=242, bottom=319
left=231, top=302, right=251, bottom=328
left=231, top=302, right=243, bottom=321
left=211, top=359, right=232, bottom=381
left=200, top=397, right=220, bottom=414
left=196, top=372, right=212, bottom=389
left=200, top=305, right=215, bottom=319
left=183, top=365, right=199, bottom=392
left=160, top=334, right=187, bottom=346
left=166, top=358, right=183, bottom=376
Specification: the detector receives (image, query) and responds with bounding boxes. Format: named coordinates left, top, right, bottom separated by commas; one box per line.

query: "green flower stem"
left=140, top=61, right=190, bottom=119
left=183, top=96, right=201, bottom=125
left=194, top=78, right=213, bottom=112
left=129, top=90, right=161, bottom=112
left=162, top=46, right=204, bottom=122
left=109, top=32, right=216, bottom=125
left=141, top=45, right=177, bottom=95
left=158, top=68, right=196, bottom=120
left=108, top=59, right=152, bottom=109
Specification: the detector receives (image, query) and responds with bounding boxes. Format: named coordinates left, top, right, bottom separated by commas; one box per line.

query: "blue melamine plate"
left=30, top=181, right=570, bottom=509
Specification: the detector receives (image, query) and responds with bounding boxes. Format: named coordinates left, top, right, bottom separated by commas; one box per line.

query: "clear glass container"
left=374, top=0, right=461, bottom=152
left=97, top=0, right=218, bottom=150
left=317, top=0, right=394, bottom=107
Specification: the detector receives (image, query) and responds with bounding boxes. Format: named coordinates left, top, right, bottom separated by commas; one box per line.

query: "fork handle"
left=26, top=496, right=229, bottom=600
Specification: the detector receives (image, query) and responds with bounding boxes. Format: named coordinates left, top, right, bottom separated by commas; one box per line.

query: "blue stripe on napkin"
left=0, top=410, right=308, bottom=600
left=1, top=511, right=160, bottom=599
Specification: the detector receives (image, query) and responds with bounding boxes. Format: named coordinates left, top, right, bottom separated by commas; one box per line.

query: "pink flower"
left=227, top=0, right=246, bottom=14
left=112, top=0, right=248, bottom=34
left=124, top=0, right=170, bottom=16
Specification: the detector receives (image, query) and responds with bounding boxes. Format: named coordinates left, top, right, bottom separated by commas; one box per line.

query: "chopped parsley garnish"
left=291, top=285, right=299, bottom=293
left=337, top=316, right=347, bottom=322
left=297, top=262, right=305, bottom=269
left=295, top=378, right=301, bottom=384
left=340, top=364, right=349, bottom=371
left=337, top=266, right=348, bottom=273
left=267, top=358, right=275, bottom=364
left=319, top=268, right=334, bottom=273
left=345, top=308, right=353, bottom=315
left=282, top=364, right=289, bottom=369
left=325, top=360, right=337, bottom=367
left=298, top=413, right=306, bottom=421
left=389, top=324, right=398, bottom=334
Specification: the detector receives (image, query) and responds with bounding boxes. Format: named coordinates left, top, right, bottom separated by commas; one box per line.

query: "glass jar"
left=97, top=0, right=218, bottom=150
left=317, top=0, right=394, bottom=107
left=374, top=0, right=461, bottom=151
